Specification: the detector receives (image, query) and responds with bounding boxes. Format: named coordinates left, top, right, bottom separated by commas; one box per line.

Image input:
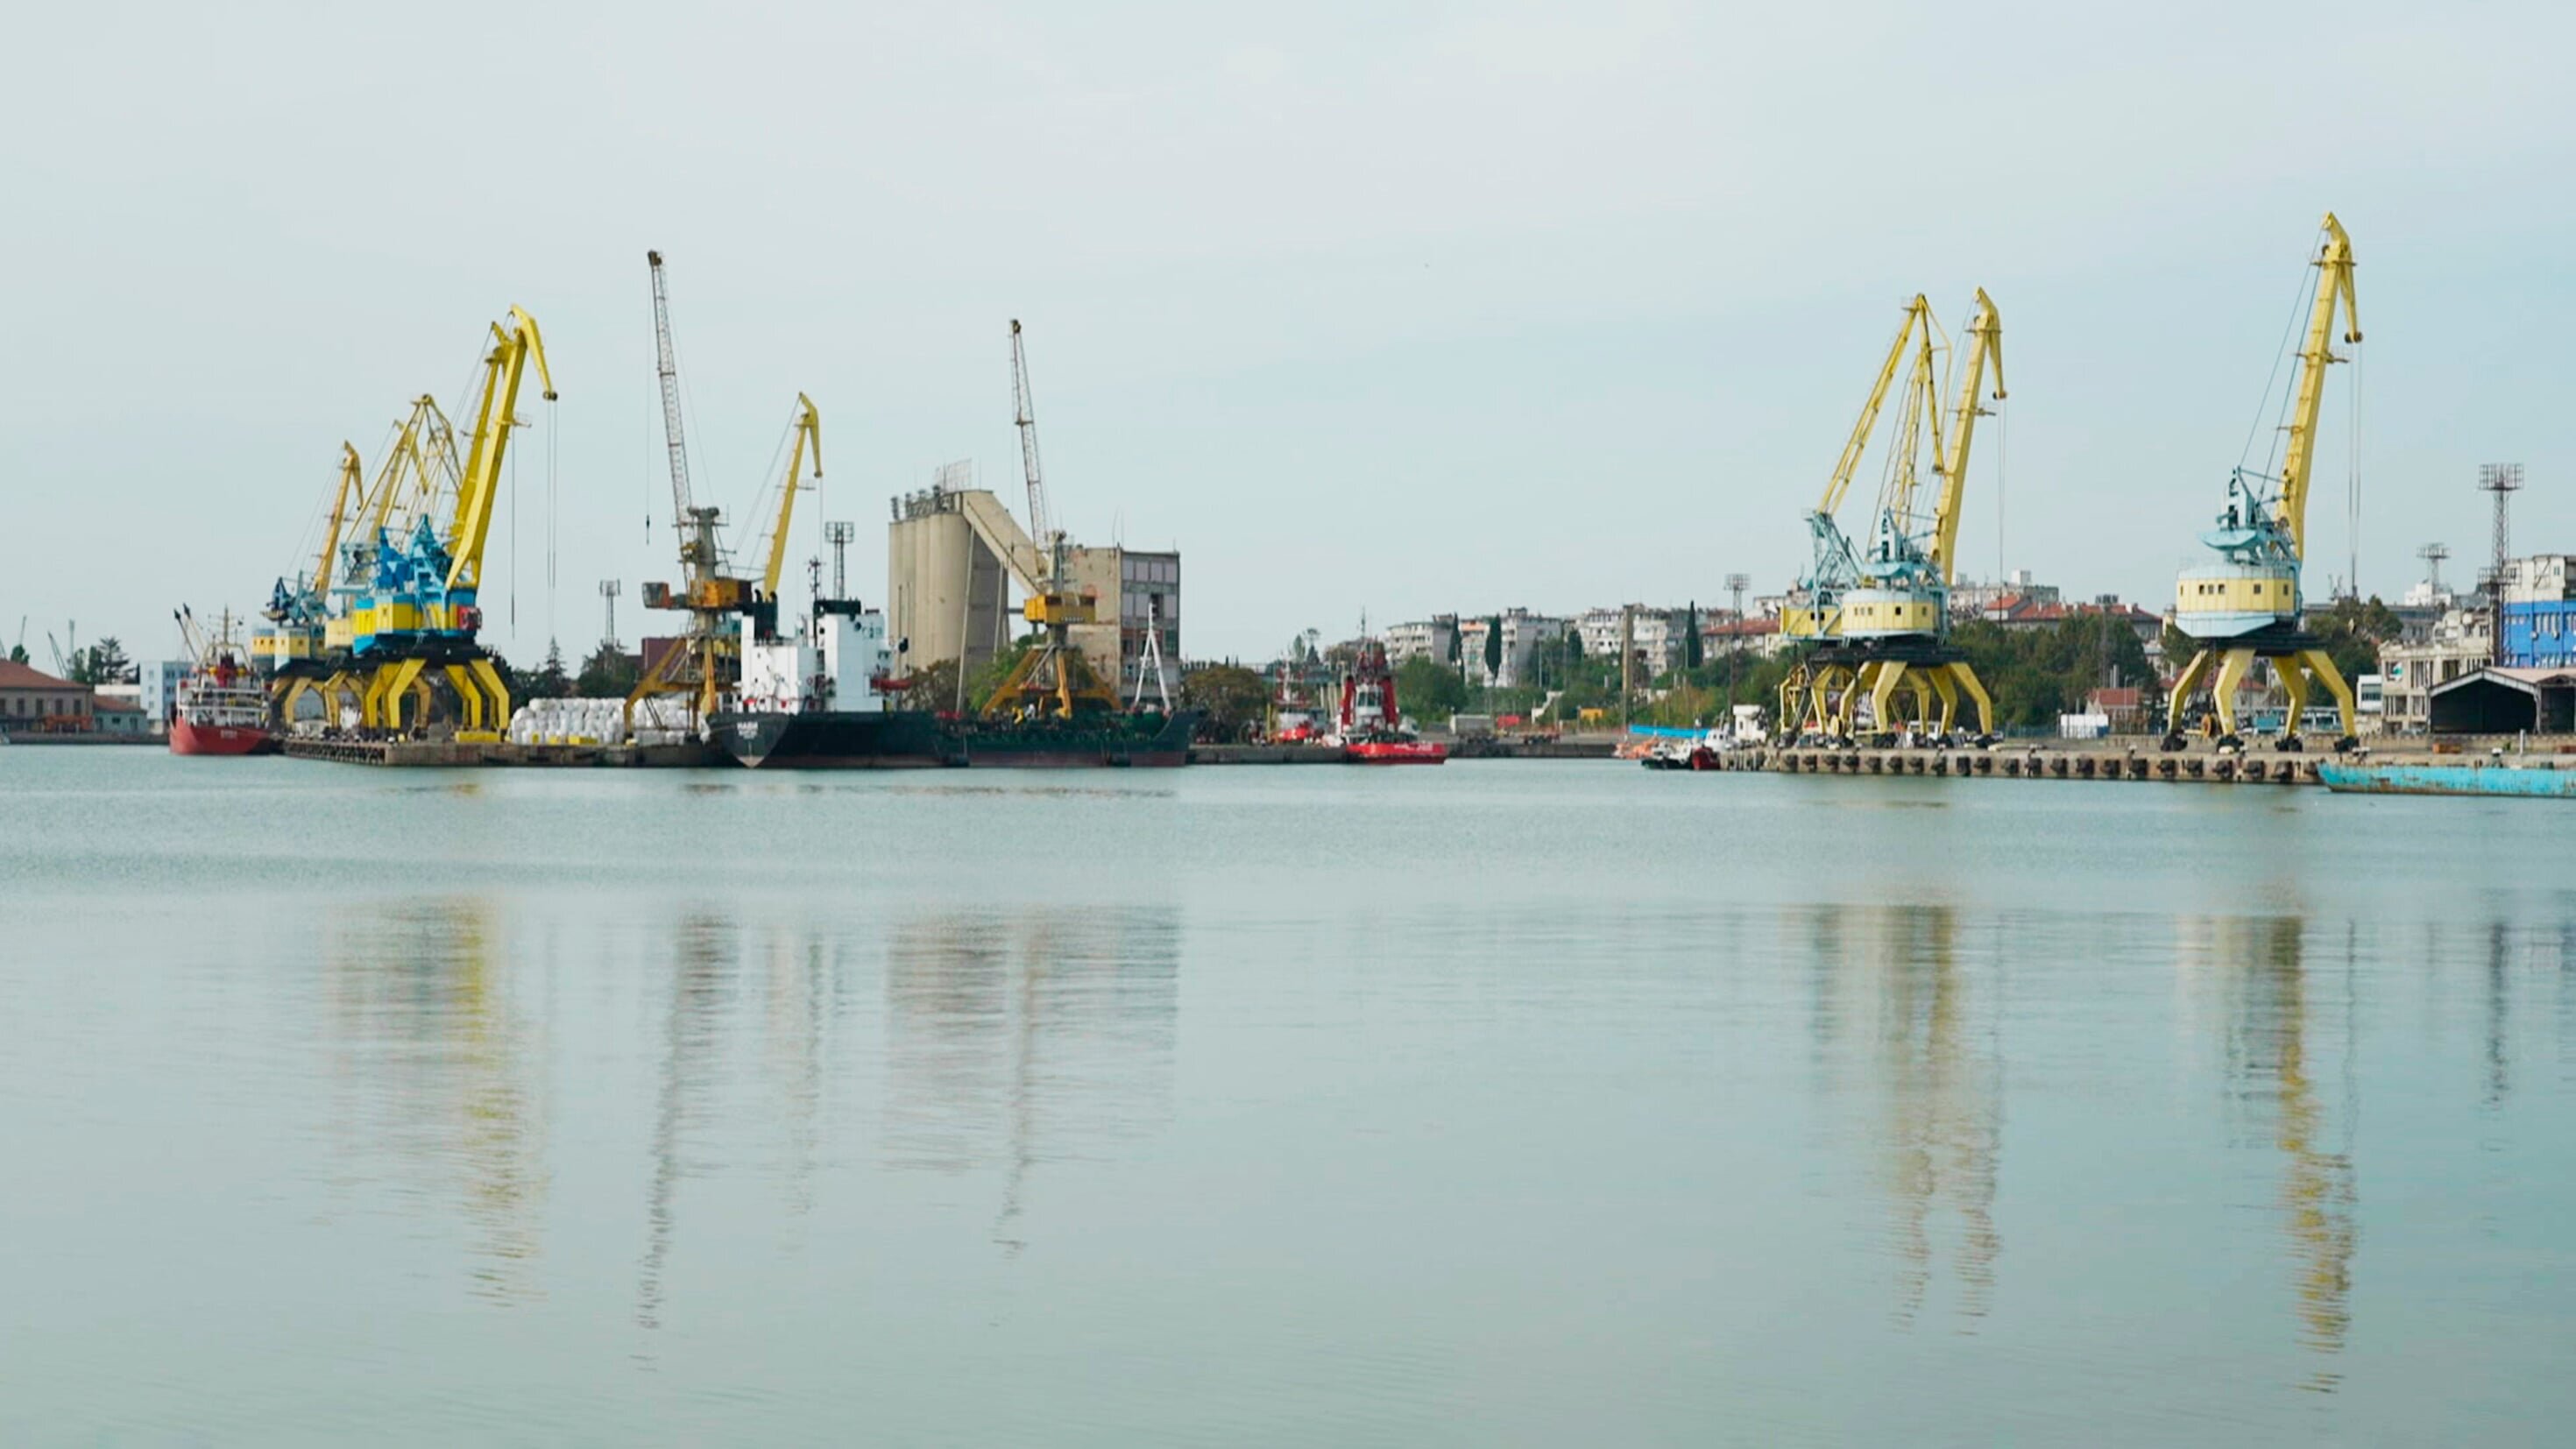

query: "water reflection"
left=322, top=898, right=548, bottom=1304
left=1801, top=904, right=2003, bottom=1328
left=2188, top=915, right=2358, bottom=1389
left=638, top=911, right=738, bottom=1332
left=883, top=907, right=1180, bottom=1255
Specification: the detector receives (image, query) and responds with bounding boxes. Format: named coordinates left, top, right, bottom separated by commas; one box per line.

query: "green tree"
left=1483, top=614, right=1504, bottom=684
left=901, top=658, right=962, bottom=714
left=528, top=640, right=573, bottom=699
left=71, top=636, right=133, bottom=685
left=2311, top=595, right=2403, bottom=684
left=1179, top=662, right=1270, bottom=741
left=1395, top=655, right=1468, bottom=723
left=7, top=643, right=25, bottom=664
left=966, top=637, right=1039, bottom=709
left=576, top=643, right=641, bottom=698
left=1565, top=629, right=1583, bottom=664
left=1683, top=602, right=1703, bottom=670
left=1953, top=614, right=2157, bottom=730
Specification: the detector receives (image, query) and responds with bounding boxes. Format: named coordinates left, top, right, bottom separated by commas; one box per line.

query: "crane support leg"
left=359, top=668, right=391, bottom=729
left=2276, top=654, right=2313, bottom=746
left=1948, top=663, right=1995, bottom=738
left=442, top=665, right=483, bottom=732
left=1779, top=665, right=1809, bottom=739
left=1817, top=664, right=1854, bottom=739
left=1869, top=661, right=1909, bottom=739
left=383, top=659, right=428, bottom=732
left=1927, top=668, right=1961, bottom=736
left=2164, top=649, right=2219, bottom=737
left=470, top=658, right=513, bottom=737
left=1833, top=663, right=1869, bottom=737
left=2296, top=648, right=2358, bottom=744
left=274, top=676, right=314, bottom=726
left=2208, top=649, right=2254, bottom=739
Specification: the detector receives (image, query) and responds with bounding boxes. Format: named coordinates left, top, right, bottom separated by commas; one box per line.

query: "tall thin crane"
left=1011, top=320, right=1055, bottom=583
left=2163, top=215, right=2361, bottom=753
left=628, top=252, right=816, bottom=731
left=648, top=251, right=734, bottom=610
left=982, top=320, right=1116, bottom=719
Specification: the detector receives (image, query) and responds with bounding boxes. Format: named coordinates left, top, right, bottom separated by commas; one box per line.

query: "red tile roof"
left=0, top=661, right=81, bottom=690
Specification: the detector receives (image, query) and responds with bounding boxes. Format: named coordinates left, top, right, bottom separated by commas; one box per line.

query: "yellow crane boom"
left=445, top=307, right=556, bottom=595
left=313, top=443, right=363, bottom=595
left=1820, top=295, right=1934, bottom=520
left=1928, top=289, right=2004, bottom=583
left=2277, top=213, right=2360, bottom=559
left=758, top=394, right=822, bottom=599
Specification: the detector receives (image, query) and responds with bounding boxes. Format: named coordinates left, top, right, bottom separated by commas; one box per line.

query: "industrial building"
left=0, top=660, right=94, bottom=732
left=886, top=476, right=1180, bottom=703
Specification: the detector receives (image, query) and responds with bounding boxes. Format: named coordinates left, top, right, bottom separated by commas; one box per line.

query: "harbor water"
left=3, top=750, right=2572, bottom=1444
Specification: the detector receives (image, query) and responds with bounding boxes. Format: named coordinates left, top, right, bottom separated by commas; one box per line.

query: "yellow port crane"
left=980, top=319, right=1119, bottom=718
left=348, top=307, right=556, bottom=738
left=627, top=251, right=821, bottom=731
left=1834, top=289, right=2006, bottom=743
left=2162, top=215, right=2360, bottom=753
left=1777, top=291, right=2004, bottom=743
left=253, top=442, right=362, bottom=673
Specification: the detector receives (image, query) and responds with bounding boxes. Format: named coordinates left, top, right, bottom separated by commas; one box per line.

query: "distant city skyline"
left=4, top=3, right=2571, bottom=666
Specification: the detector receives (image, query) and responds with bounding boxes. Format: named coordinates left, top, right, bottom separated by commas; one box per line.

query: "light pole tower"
left=823, top=520, right=855, bottom=600
left=2480, top=463, right=2523, bottom=666
left=2416, top=542, right=2449, bottom=600
left=1725, top=572, right=1750, bottom=709
left=598, top=578, right=621, bottom=648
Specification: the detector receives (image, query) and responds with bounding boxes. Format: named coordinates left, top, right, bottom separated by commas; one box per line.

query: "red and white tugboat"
left=169, top=607, right=279, bottom=757
left=1331, top=638, right=1448, bottom=764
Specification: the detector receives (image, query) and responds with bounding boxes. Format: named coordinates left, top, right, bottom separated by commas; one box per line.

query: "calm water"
left=2, top=749, right=2571, bottom=1445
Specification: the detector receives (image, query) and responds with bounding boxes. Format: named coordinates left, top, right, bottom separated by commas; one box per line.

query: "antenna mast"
left=2480, top=463, right=2523, bottom=666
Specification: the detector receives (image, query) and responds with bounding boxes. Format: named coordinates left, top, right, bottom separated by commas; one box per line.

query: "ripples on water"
left=1, top=753, right=2572, bottom=1444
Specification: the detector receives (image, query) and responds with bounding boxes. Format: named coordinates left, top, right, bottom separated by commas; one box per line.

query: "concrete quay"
left=283, top=738, right=721, bottom=767
left=1728, top=744, right=2325, bottom=784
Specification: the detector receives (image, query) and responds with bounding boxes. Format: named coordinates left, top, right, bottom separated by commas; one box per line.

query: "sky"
left=3, top=1, right=2572, bottom=668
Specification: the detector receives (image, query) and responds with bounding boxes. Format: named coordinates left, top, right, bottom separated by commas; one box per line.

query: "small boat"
left=1329, top=636, right=1448, bottom=765
left=1347, top=734, right=1450, bottom=765
left=2318, top=759, right=2576, bottom=799
left=169, top=608, right=280, bottom=757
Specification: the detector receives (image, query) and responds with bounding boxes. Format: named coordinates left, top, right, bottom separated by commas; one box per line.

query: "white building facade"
left=1457, top=609, right=1570, bottom=689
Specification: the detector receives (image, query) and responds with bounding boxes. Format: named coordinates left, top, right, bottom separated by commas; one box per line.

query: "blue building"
left=2501, top=599, right=2576, bottom=669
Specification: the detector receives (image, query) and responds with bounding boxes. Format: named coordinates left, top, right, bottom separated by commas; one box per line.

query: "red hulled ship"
left=1332, top=638, right=1448, bottom=764
left=169, top=608, right=279, bottom=756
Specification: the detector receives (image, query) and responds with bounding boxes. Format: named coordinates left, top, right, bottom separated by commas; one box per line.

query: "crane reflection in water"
left=322, top=897, right=549, bottom=1305
left=882, top=906, right=1179, bottom=1257
left=1800, top=902, right=2004, bottom=1329
left=2183, top=914, right=2359, bottom=1391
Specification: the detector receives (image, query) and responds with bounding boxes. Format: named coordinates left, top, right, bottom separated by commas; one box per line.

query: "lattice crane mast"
left=982, top=320, right=1116, bottom=719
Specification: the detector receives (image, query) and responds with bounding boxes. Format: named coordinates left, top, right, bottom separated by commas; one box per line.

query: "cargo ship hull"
left=713, top=710, right=951, bottom=768
left=2318, top=760, right=2576, bottom=799
left=169, top=717, right=279, bottom=756
left=948, top=710, right=1200, bottom=768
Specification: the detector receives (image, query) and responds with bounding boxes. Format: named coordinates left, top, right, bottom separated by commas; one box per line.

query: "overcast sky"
left=4, top=1, right=2571, bottom=668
